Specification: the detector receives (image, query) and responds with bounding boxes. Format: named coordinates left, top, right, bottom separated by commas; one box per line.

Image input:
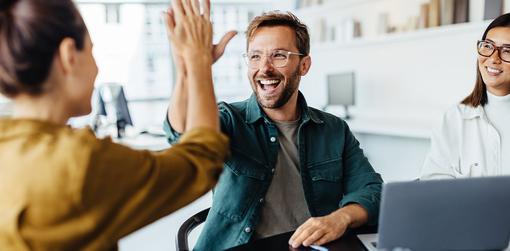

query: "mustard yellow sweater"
left=0, top=119, right=229, bottom=250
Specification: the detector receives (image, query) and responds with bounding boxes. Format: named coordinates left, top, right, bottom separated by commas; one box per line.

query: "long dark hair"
left=461, top=13, right=510, bottom=107
left=0, top=0, right=86, bottom=98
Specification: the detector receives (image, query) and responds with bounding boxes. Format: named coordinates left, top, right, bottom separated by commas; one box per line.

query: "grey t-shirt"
left=250, top=118, right=310, bottom=240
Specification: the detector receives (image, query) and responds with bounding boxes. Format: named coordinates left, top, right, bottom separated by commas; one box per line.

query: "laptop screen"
left=377, top=176, right=510, bottom=251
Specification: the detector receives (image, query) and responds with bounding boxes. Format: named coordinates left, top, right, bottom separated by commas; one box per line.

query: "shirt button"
left=270, top=137, right=276, bottom=142
left=475, top=163, right=478, bottom=166
left=271, top=168, right=275, bottom=173
left=245, top=227, right=251, bottom=233
left=259, top=198, right=264, bottom=203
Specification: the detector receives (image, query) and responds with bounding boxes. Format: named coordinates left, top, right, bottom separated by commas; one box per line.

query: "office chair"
left=175, top=207, right=210, bottom=251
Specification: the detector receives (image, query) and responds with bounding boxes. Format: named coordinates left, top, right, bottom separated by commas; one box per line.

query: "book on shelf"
left=429, top=0, right=440, bottom=27
left=353, top=21, right=361, bottom=38
left=441, top=0, right=455, bottom=25
left=333, top=19, right=357, bottom=43
left=312, top=18, right=326, bottom=43
left=295, top=0, right=301, bottom=9
left=405, top=16, right=419, bottom=31
left=343, top=19, right=355, bottom=42
left=454, top=0, right=469, bottom=24
left=418, top=3, right=430, bottom=29
left=311, top=0, right=322, bottom=6
left=484, top=0, right=503, bottom=20
left=377, top=13, right=388, bottom=34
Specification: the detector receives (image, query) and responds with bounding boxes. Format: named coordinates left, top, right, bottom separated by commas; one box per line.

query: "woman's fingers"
left=203, top=0, right=211, bottom=20
left=191, top=0, right=201, bottom=16
left=181, top=0, right=194, bottom=16
left=171, top=0, right=184, bottom=21
left=161, top=9, right=175, bottom=35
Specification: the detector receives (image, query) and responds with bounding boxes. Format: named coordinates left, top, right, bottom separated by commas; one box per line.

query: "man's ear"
left=300, top=55, right=311, bottom=76
left=58, top=38, right=77, bottom=75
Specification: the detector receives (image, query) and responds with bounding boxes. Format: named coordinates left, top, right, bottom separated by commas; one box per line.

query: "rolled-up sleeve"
left=81, top=127, right=230, bottom=242
left=339, top=123, right=383, bottom=226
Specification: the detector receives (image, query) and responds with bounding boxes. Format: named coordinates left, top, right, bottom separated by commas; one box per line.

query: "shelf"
left=345, top=116, right=435, bottom=139
left=310, top=20, right=490, bottom=52
left=295, top=0, right=383, bottom=16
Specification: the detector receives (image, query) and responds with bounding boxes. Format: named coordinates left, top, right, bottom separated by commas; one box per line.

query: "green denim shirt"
left=164, top=92, right=383, bottom=251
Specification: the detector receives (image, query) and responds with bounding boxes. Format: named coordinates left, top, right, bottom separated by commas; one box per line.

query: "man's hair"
left=245, top=11, right=309, bottom=57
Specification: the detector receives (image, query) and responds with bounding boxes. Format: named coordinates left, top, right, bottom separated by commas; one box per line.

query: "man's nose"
left=258, top=56, right=274, bottom=73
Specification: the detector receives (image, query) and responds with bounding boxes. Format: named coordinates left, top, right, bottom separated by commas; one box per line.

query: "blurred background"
left=1, top=0, right=508, bottom=250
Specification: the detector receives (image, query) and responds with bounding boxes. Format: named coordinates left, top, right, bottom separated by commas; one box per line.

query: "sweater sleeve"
left=80, top=127, right=229, bottom=244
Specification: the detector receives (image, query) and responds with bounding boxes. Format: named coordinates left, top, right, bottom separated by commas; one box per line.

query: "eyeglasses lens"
left=478, top=41, right=510, bottom=62
left=244, top=50, right=289, bottom=68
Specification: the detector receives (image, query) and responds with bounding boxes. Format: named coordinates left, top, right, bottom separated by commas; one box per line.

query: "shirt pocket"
left=211, top=152, right=267, bottom=222
left=309, top=158, right=343, bottom=182
left=308, top=159, right=344, bottom=215
left=456, top=162, right=484, bottom=178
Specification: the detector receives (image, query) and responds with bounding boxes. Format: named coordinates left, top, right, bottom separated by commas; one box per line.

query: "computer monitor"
left=326, top=72, right=355, bottom=119
left=91, top=89, right=107, bottom=133
left=110, top=85, right=132, bottom=138
left=99, top=84, right=133, bottom=138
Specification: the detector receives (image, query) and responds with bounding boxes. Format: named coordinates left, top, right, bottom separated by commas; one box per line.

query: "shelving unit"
left=292, top=0, right=509, bottom=45
left=283, top=0, right=500, bottom=139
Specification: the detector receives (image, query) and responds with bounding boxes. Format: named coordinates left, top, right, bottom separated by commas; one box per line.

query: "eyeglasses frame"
left=477, top=40, right=510, bottom=63
left=242, top=50, right=305, bottom=69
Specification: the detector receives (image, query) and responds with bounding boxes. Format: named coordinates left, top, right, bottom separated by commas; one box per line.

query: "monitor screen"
left=97, top=90, right=107, bottom=116
left=327, top=72, right=355, bottom=106
left=110, top=85, right=133, bottom=127
left=99, top=84, right=133, bottom=137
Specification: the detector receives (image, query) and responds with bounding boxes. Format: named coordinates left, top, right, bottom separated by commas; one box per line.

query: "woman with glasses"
left=0, top=0, right=230, bottom=250
left=420, top=13, right=510, bottom=179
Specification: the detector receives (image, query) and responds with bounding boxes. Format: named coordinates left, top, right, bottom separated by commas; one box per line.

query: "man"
left=164, top=10, right=383, bottom=251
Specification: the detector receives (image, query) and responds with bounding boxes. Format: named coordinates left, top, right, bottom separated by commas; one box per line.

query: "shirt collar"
left=462, top=104, right=489, bottom=123
left=245, top=91, right=324, bottom=125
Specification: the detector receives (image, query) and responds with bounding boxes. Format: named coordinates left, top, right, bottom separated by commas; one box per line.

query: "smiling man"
left=164, top=11, right=383, bottom=251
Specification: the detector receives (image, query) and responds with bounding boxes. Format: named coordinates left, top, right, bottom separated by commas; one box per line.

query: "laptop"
left=358, top=176, right=510, bottom=251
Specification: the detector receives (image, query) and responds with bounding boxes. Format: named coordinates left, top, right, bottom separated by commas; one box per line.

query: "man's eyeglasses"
left=477, top=40, right=510, bottom=63
left=242, top=50, right=304, bottom=69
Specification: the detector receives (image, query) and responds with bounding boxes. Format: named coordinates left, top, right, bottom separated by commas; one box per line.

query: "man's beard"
left=251, top=66, right=301, bottom=109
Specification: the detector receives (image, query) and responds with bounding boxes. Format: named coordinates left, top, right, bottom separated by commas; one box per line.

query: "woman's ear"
left=300, top=55, right=311, bottom=76
left=58, top=38, right=77, bottom=75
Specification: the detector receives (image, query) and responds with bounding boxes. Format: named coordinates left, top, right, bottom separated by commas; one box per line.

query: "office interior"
left=1, top=0, right=508, bottom=250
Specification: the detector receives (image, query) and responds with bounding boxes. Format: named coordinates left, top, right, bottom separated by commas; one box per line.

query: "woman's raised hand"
left=162, top=0, right=213, bottom=60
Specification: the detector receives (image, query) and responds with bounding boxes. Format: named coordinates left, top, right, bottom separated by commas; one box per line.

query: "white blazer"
left=420, top=103, right=502, bottom=179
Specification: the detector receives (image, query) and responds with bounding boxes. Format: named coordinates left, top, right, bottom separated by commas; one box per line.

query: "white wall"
left=301, top=22, right=487, bottom=121
left=271, top=0, right=501, bottom=181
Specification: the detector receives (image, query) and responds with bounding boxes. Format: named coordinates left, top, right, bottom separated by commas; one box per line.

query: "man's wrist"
left=334, top=207, right=354, bottom=227
left=337, top=203, right=370, bottom=228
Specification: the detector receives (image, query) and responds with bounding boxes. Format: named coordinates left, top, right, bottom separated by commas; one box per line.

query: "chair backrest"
left=175, top=208, right=210, bottom=251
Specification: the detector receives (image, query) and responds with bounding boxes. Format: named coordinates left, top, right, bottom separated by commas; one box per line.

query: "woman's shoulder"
left=433, top=103, right=483, bottom=133
left=440, top=103, right=477, bottom=121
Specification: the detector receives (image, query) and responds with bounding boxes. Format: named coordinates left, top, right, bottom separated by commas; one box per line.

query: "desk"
left=112, top=133, right=169, bottom=151
left=225, top=225, right=377, bottom=251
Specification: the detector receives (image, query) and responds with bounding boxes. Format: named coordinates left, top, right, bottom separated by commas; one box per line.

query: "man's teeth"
left=487, top=67, right=502, bottom=73
left=260, top=80, right=280, bottom=85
